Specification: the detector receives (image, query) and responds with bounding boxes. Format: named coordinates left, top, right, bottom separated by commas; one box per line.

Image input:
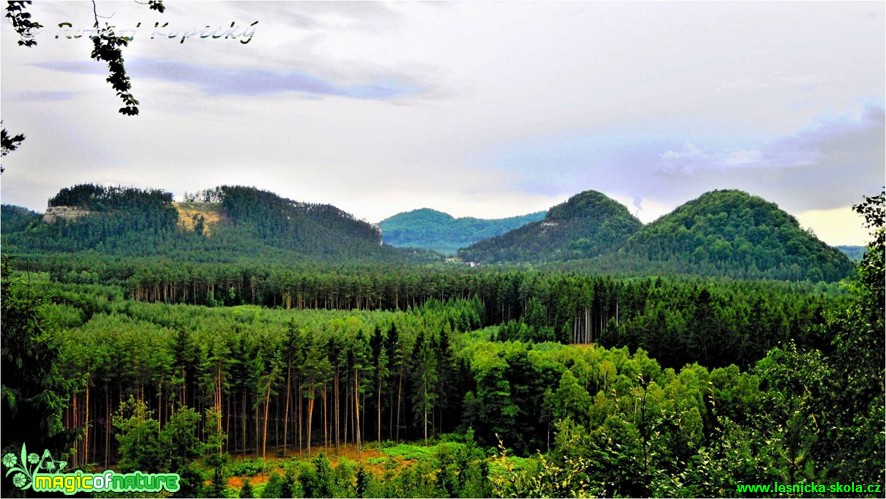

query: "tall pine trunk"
left=423, top=381, right=428, bottom=444
left=283, top=361, right=291, bottom=456
left=84, top=379, right=90, bottom=466
left=306, top=392, right=315, bottom=458
left=323, top=384, right=328, bottom=452
left=297, top=380, right=303, bottom=451
left=261, top=377, right=272, bottom=463
left=105, top=387, right=110, bottom=468
left=254, top=403, right=260, bottom=457
left=377, top=378, right=382, bottom=443
left=396, top=368, right=403, bottom=443
left=354, top=370, right=362, bottom=459
left=334, top=367, right=340, bottom=455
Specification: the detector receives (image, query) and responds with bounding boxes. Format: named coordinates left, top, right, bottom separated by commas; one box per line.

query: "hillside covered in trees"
left=378, top=208, right=545, bottom=255
left=458, top=190, right=643, bottom=264
left=836, top=245, right=866, bottom=261
left=0, top=204, right=41, bottom=233
left=620, top=190, right=853, bottom=282
left=457, top=189, right=853, bottom=282
left=2, top=184, right=437, bottom=264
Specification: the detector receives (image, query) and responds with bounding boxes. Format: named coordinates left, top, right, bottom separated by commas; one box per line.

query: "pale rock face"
left=371, top=223, right=383, bottom=245
left=539, top=220, right=559, bottom=235
left=43, top=206, right=91, bottom=223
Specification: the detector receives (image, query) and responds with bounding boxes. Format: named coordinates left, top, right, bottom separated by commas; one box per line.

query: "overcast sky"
left=2, top=1, right=883, bottom=245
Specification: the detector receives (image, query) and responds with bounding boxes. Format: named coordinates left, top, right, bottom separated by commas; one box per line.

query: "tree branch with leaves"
left=2, top=0, right=165, bottom=171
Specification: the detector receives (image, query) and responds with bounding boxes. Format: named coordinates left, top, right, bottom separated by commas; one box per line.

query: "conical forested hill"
left=458, top=190, right=642, bottom=263
left=620, top=189, right=853, bottom=281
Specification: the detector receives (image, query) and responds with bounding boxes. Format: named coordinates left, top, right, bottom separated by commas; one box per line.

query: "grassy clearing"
left=222, top=438, right=497, bottom=497
left=379, top=443, right=434, bottom=461
left=173, top=202, right=224, bottom=235
left=224, top=444, right=394, bottom=491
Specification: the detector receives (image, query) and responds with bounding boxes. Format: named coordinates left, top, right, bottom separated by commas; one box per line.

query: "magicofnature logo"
left=2, top=443, right=180, bottom=495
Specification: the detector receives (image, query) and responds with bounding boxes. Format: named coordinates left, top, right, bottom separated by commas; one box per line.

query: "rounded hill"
left=621, top=189, right=853, bottom=281
left=458, top=190, right=643, bottom=263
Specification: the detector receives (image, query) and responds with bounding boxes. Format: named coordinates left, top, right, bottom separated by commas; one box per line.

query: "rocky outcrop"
left=43, top=206, right=91, bottom=223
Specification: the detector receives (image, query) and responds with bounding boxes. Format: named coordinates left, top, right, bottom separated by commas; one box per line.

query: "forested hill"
left=836, top=245, right=865, bottom=261
left=2, top=184, right=435, bottom=263
left=197, top=185, right=383, bottom=248
left=458, top=190, right=643, bottom=263
left=1, top=185, right=857, bottom=281
left=0, top=205, right=42, bottom=233
left=619, top=189, right=853, bottom=281
left=378, top=208, right=545, bottom=255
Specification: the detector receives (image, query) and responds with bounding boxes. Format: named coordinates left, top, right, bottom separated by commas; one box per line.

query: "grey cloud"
left=3, top=90, right=79, bottom=102
left=222, top=0, right=402, bottom=34
left=501, top=103, right=884, bottom=214
left=34, top=59, right=424, bottom=100
left=652, top=103, right=885, bottom=210
left=33, top=61, right=106, bottom=75
left=220, top=1, right=319, bottom=30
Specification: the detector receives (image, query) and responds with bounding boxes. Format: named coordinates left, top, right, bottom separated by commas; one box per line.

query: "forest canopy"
left=0, top=186, right=881, bottom=498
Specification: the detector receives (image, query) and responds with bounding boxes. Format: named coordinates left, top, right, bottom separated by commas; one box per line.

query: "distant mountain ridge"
left=458, top=190, right=643, bottom=263
left=835, top=245, right=865, bottom=261
left=378, top=208, right=545, bottom=255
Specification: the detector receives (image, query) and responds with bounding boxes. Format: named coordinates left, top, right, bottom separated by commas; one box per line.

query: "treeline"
left=48, top=184, right=174, bottom=211
left=597, top=283, right=834, bottom=369
left=116, top=267, right=841, bottom=370
left=543, top=251, right=851, bottom=282
left=13, top=256, right=842, bottom=367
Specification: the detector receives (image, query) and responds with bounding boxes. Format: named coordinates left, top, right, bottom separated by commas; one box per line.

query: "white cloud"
left=722, top=149, right=762, bottom=167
